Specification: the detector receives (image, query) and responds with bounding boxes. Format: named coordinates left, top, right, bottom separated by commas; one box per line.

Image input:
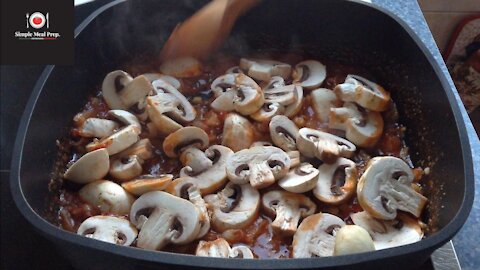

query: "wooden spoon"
left=159, top=0, right=260, bottom=62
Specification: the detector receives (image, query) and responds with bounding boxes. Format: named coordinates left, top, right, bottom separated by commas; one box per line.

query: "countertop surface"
left=1, top=0, right=479, bottom=269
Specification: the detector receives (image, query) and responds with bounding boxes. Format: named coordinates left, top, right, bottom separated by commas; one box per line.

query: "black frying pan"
left=10, top=0, right=474, bottom=269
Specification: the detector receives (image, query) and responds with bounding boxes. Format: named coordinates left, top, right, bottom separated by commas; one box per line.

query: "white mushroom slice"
left=278, top=163, right=319, bottom=193
left=196, top=238, right=231, bottom=257
left=180, top=147, right=213, bottom=175
left=250, top=141, right=273, bottom=147
left=115, top=138, right=154, bottom=161
left=163, top=126, right=209, bottom=158
left=333, top=225, right=375, bottom=255
left=150, top=79, right=196, bottom=123
left=226, top=146, right=291, bottom=189
left=64, top=149, right=110, bottom=184
left=86, top=125, right=140, bottom=156
left=262, top=190, right=316, bottom=235
left=146, top=100, right=182, bottom=136
left=287, top=150, right=301, bottom=168
left=357, top=156, right=428, bottom=220
left=79, top=180, right=134, bottom=215
left=230, top=246, right=254, bottom=259
left=222, top=113, right=255, bottom=152
left=314, top=158, right=358, bottom=205
left=78, top=118, right=119, bottom=138
left=179, top=145, right=233, bottom=194
left=109, top=155, right=143, bottom=182
left=204, top=182, right=260, bottom=232
left=159, top=57, right=202, bottom=78
left=108, top=110, right=141, bottom=131
left=250, top=102, right=285, bottom=122
left=262, top=76, right=286, bottom=90
left=130, top=191, right=201, bottom=250
left=77, top=216, right=137, bottom=246
left=226, top=66, right=243, bottom=74
left=142, top=73, right=181, bottom=89
left=292, top=213, right=346, bottom=258
left=311, top=88, right=340, bottom=123
left=264, top=84, right=296, bottom=106
left=329, top=102, right=384, bottom=148
left=284, top=85, right=304, bottom=117
left=239, top=58, right=291, bottom=81
left=102, top=71, right=153, bottom=110
left=165, top=177, right=210, bottom=238
left=334, top=75, right=391, bottom=112
left=269, top=115, right=299, bottom=151
left=121, top=174, right=173, bottom=196
left=351, top=211, right=424, bottom=250
left=292, top=60, right=327, bottom=90
left=296, top=128, right=356, bottom=163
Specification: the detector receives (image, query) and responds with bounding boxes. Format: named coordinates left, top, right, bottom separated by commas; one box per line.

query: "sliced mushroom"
left=78, top=118, right=119, bottom=138
left=357, top=156, right=428, bottom=220
left=263, top=84, right=297, bottom=106
left=196, top=238, right=254, bottom=258
left=108, top=110, right=141, bottom=131
left=239, top=58, right=291, bottom=81
left=222, top=113, right=255, bottom=152
left=311, top=88, right=340, bottom=123
left=109, top=155, right=143, bottom=182
left=204, top=182, right=260, bottom=232
left=142, top=73, right=181, bottom=89
left=130, top=191, right=201, bottom=250
left=262, top=190, right=316, bottom=235
left=146, top=100, right=182, bottom=136
left=351, top=211, right=423, bottom=250
left=180, top=147, right=213, bottom=175
left=334, top=75, right=391, bottom=112
left=292, top=60, right=327, bottom=90
left=250, top=102, right=285, bottom=122
left=85, top=125, right=140, bottom=156
left=77, top=216, right=138, bottom=246
left=163, top=126, right=209, bottom=158
left=115, top=138, right=154, bottom=161
left=179, top=145, right=233, bottom=194
left=64, top=149, right=110, bottom=184
left=121, top=174, right=173, bottom=196
left=292, top=213, right=346, bottom=258
left=269, top=115, right=299, bottom=151
left=102, top=71, right=153, bottom=110
left=211, top=73, right=264, bottom=115
left=151, top=79, right=196, bottom=123
left=159, top=57, right=202, bottom=78
left=296, top=128, right=356, bottom=163
left=230, top=246, right=254, bottom=259
left=226, top=146, right=291, bottom=189
left=284, top=85, right=304, bottom=117
left=226, top=66, right=243, bottom=74
left=333, top=225, right=375, bottom=255
left=287, top=150, right=301, bottom=168
left=166, top=177, right=210, bottom=239
left=329, top=102, right=384, bottom=148
left=278, top=163, right=319, bottom=193
left=250, top=141, right=273, bottom=147
left=314, top=158, right=358, bottom=205
left=79, top=180, right=134, bottom=215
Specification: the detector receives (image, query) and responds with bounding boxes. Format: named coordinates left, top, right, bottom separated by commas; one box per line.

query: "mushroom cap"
left=130, top=191, right=201, bottom=250
left=86, top=125, right=140, bottom=156
left=121, top=174, right=173, bottom=196
left=250, top=102, right=285, bottom=122
left=230, top=246, right=254, bottom=259
left=102, top=70, right=133, bottom=109
left=77, top=215, right=138, bottom=246
left=226, top=146, right=291, bottom=189
left=196, top=238, right=231, bottom=257
left=269, top=115, right=299, bottom=151
left=108, top=110, right=141, bottom=131
left=163, top=126, right=209, bottom=158
left=314, top=158, right=358, bottom=205
left=79, top=180, right=135, bottom=215
left=142, top=73, right=181, bottom=89
left=151, top=79, right=196, bottom=122
left=180, top=147, right=214, bottom=175
left=222, top=113, right=255, bottom=152
left=262, top=190, right=316, bottom=235
left=292, top=213, right=346, bottom=258
left=64, top=148, right=110, bottom=184
left=159, top=57, right=202, bottom=78
left=311, top=88, right=340, bottom=123
left=334, top=75, right=391, bottom=112
left=351, top=211, right=423, bottom=250
left=109, top=155, right=143, bottom=182
left=333, top=225, right=375, bottom=255
left=78, top=118, right=119, bottom=138
left=239, top=58, right=292, bottom=81
left=278, top=163, right=319, bottom=193
left=293, top=60, right=327, bottom=90
left=179, top=145, right=234, bottom=194
left=204, top=182, right=260, bottom=232
left=284, top=85, right=304, bottom=117
left=296, top=128, right=356, bottom=163
left=118, top=75, right=154, bottom=109
left=329, top=102, right=384, bottom=148
left=146, top=100, right=183, bottom=136
left=357, top=156, right=428, bottom=220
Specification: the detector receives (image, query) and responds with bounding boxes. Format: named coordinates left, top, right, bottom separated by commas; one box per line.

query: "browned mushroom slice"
left=77, top=216, right=138, bottom=246
left=130, top=191, right=201, bottom=250
left=292, top=60, right=327, bottom=90
left=311, top=88, right=340, bottom=123
left=79, top=180, right=135, bottom=215
left=226, top=146, right=291, bottom=189
left=262, top=190, right=316, bottom=235
left=159, top=57, right=202, bottom=78
left=296, top=128, right=356, bottom=163
left=239, top=58, right=292, bottom=81
left=204, top=182, right=260, bottom=232
left=221, top=113, right=255, bottom=152
left=334, top=75, right=391, bottom=112
left=162, top=126, right=209, bottom=158
left=357, top=157, right=428, bottom=220
left=269, top=115, right=299, bottom=151
left=314, top=158, right=358, bottom=205
left=102, top=71, right=153, bottom=110
left=278, top=163, right=319, bottom=193
left=121, top=174, right=173, bottom=196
